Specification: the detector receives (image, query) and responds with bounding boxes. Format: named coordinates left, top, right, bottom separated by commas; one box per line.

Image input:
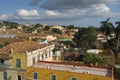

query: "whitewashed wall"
left=27, top=44, right=55, bottom=67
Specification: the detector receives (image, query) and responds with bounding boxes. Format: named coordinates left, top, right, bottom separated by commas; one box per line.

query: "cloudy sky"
left=0, top=0, right=120, bottom=27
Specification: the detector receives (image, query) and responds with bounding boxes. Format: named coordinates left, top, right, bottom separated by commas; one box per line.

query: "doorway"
left=18, top=75, right=21, bottom=80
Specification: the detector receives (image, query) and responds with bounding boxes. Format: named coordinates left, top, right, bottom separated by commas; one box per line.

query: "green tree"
left=100, top=18, right=114, bottom=36
left=2, top=21, right=19, bottom=29
left=115, top=58, right=120, bottom=65
left=83, top=53, right=106, bottom=66
left=114, top=67, right=120, bottom=80
left=44, top=25, right=50, bottom=30
left=99, top=18, right=120, bottom=60
left=35, top=23, right=42, bottom=28
left=99, top=18, right=114, bottom=49
left=51, top=28, right=62, bottom=34
left=22, top=25, right=33, bottom=33
left=69, top=48, right=75, bottom=53
left=67, top=25, right=75, bottom=29
left=115, top=21, right=120, bottom=58
left=109, top=21, right=120, bottom=59
left=73, top=27, right=97, bottom=50
left=99, top=18, right=120, bottom=59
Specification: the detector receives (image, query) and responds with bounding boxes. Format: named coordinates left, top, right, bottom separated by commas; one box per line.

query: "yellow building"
left=0, top=40, right=114, bottom=80
left=0, top=41, right=55, bottom=80
left=26, top=61, right=114, bottom=80
left=0, top=51, right=26, bottom=80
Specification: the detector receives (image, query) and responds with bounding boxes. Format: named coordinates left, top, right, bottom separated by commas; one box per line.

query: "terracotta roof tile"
left=0, top=41, right=47, bottom=54
left=55, top=34, right=72, bottom=38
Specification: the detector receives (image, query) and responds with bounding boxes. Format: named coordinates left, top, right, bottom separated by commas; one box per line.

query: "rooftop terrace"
left=32, top=61, right=113, bottom=77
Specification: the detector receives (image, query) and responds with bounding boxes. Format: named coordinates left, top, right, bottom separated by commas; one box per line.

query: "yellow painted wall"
left=11, top=53, right=27, bottom=69
left=0, top=71, right=4, bottom=80
left=26, top=67, right=113, bottom=80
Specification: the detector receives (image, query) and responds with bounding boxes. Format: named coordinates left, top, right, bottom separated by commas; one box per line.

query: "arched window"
left=51, top=74, right=56, bottom=80
left=71, top=77, right=77, bottom=80
left=33, top=72, right=38, bottom=80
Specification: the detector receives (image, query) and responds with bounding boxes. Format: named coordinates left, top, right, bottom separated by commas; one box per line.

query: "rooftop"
left=58, top=38, right=72, bottom=42
left=32, top=61, right=113, bottom=77
left=54, top=34, right=72, bottom=39
left=0, top=41, right=47, bottom=54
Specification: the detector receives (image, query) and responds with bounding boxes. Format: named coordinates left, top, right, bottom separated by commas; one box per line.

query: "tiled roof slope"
left=0, top=38, right=24, bottom=44
left=0, top=41, right=47, bottom=54
left=54, top=34, right=72, bottom=38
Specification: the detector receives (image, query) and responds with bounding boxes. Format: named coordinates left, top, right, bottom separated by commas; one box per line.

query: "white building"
left=27, top=43, right=55, bottom=66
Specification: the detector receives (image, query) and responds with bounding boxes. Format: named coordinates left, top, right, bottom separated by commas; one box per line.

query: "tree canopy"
left=51, top=28, right=62, bottom=34
left=73, top=27, right=97, bottom=50
left=83, top=53, right=106, bottom=66
left=99, top=18, right=120, bottom=59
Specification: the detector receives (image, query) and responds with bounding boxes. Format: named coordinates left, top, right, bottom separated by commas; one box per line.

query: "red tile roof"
left=0, top=41, right=47, bottom=54
left=54, top=34, right=72, bottom=39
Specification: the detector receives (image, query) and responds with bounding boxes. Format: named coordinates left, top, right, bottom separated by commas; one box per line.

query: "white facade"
left=27, top=44, right=55, bottom=67
left=87, top=49, right=103, bottom=54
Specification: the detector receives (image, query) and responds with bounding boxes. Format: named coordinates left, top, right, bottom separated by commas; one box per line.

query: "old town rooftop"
left=32, top=61, right=113, bottom=77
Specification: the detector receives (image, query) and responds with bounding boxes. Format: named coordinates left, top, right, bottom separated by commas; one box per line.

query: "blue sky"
left=0, top=0, right=120, bottom=27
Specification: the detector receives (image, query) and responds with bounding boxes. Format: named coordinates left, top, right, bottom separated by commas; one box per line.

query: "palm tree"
left=100, top=18, right=115, bottom=49
left=100, top=18, right=113, bottom=35
left=99, top=18, right=120, bottom=61
left=100, top=18, right=120, bottom=59
left=115, top=21, right=120, bottom=58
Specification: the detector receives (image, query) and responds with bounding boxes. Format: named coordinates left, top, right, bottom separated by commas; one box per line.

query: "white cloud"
left=34, top=0, right=119, bottom=11
left=42, top=4, right=113, bottom=20
left=0, top=9, right=41, bottom=21
left=91, top=4, right=110, bottom=12
left=28, top=0, right=120, bottom=21
left=45, top=10, right=61, bottom=16
left=12, top=9, right=41, bottom=20
left=0, top=3, right=120, bottom=23
left=16, top=9, right=39, bottom=17
left=87, top=4, right=110, bottom=17
left=0, top=14, right=9, bottom=20
left=1, top=0, right=119, bottom=22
